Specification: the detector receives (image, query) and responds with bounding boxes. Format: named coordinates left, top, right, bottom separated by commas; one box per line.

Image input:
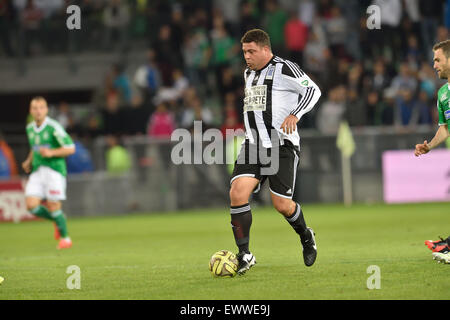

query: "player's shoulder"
left=26, top=121, right=34, bottom=130
left=438, top=82, right=449, bottom=94
left=275, top=56, right=305, bottom=78
left=46, top=117, right=67, bottom=134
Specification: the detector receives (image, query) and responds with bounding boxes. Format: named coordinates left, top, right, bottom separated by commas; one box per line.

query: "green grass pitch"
left=0, top=202, right=449, bottom=300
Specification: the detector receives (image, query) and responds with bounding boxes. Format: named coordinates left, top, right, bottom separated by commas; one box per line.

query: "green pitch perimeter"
left=0, top=202, right=449, bottom=300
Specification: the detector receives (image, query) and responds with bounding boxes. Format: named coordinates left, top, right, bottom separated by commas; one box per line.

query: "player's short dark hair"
left=433, top=40, right=450, bottom=58
left=241, top=29, right=271, bottom=49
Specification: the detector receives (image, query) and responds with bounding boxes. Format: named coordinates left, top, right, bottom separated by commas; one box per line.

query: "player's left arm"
left=279, top=63, right=322, bottom=134
left=40, top=125, right=76, bottom=158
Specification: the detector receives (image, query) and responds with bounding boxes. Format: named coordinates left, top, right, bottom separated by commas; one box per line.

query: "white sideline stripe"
left=269, top=187, right=293, bottom=199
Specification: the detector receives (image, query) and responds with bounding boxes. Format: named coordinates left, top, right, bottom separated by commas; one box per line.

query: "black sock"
left=230, top=203, right=252, bottom=254
left=286, top=203, right=308, bottom=238
left=446, top=236, right=450, bottom=247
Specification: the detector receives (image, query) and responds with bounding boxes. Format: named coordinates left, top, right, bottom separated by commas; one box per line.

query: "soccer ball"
left=209, top=250, right=238, bottom=277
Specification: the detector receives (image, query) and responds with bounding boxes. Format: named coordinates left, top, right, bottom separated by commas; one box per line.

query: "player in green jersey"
left=414, top=40, right=450, bottom=264
left=22, top=97, right=76, bottom=249
left=415, top=40, right=450, bottom=157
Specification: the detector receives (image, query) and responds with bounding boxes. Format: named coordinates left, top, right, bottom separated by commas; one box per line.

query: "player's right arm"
left=414, top=124, right=449, bottom=156
left=22, top=150, right=33, bottom=173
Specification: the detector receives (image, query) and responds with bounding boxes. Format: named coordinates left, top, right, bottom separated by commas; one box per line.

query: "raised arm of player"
left=279, top=62, right=321, bottom=134
left=414, top=124, right=449, bottom=156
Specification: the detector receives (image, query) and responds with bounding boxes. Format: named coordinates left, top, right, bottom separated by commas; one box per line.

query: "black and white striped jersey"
left=242, top=55, right=321, bottom=148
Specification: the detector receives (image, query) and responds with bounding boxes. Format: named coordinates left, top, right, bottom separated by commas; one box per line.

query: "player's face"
left=242, top=42, right=270, bottom=71
left=433, top=49, right=450, bottom=79
left=30, top=99, right=48, bottom=124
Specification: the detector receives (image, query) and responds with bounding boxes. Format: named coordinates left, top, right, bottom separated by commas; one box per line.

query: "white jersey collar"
left=32, top=117, right=49, bottom=133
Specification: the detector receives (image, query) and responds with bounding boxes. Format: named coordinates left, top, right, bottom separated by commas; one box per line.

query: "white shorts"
left=25, top=166, right=67, bottom=201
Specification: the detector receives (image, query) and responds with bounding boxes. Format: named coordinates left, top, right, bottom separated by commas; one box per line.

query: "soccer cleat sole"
left=432, top=252, right=450, bottom=264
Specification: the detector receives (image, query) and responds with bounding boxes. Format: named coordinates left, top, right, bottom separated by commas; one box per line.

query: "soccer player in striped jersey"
left=229, top=29, right=322, bottom=274
left=415, top=40, right=450, bottom=264
left=22, top=97, right=75, bottom=249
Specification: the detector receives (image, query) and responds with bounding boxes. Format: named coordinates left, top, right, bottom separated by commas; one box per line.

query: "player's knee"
left=229, top=184, right=250, bottom=205
left=26, top=198, right=41, bottom=211
left=272, top=198, right=293, bottom=216
left=46, top=201, right=61, bottom=212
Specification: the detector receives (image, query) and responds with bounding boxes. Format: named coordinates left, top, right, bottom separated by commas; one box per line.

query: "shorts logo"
left=49, top=190, right=61, bottom=195
left=301, top=80, right=309, bottom=86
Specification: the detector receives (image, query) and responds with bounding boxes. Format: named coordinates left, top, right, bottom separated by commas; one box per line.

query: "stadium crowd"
left=1, top=0, right=450, bottom=176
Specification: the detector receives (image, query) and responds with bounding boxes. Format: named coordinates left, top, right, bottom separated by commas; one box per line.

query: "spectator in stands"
left=263, top=0, right=288, bottom=56
left=154, top=24, right=180, bottom=86
left=316, top=85, right=347, bottom=134
left=394, top=88, right=418, bottom=128
left=66, top=134, right=94, bottom=174
left=418, top=62, right=439, bottom=100
left=371, top=0, right=403, bottom=64
left=303, top=28, right=330, bottom=84
left=419, top=0, right=444, bottom=62
left=107, top=63, right=132, bottom=105
left=0, top=147, right=10, bottom=178
left=105, top=135, right=131, bottom=175
left=323, top=5, right=348, bottom=59
left=133, top=48, right=161, bottom=104
left=389, top=62, right=418, bottom=100
left=284, top=10, right=308, bottom=65
left=147, top=102, right=175, bottom=139
left=414, top=90, right=433, bottom=125
left=180, top=96, right=214, bottom=132
left=404, top=34, right=422, bottom=72
left=239, top=1, right=260, bottom=38
left=147, top=102, right=175, bottom=171
left=183, top=27, right=211, bottom=94
left=220, top=92, right=244, bottom=137
left=102, top=0, right=130, bottom=51
left=367, top=59, right=391, bottom=94
left=210, top=13, right=239, bottom=93
left=218, top=66, right=240, bottom=104
left=102, top=91, right=124, bottom=135
left=345, top=88, right=366, bottom=127
left=0, top=0, right=15, bottom=57
left=0, top=132, right=18, bottom=177
left=20, top=0, right=44, bottom=56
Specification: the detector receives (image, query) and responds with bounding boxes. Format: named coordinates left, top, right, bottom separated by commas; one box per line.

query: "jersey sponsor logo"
left=32, top=144, right=51, bottom=152
left=244, top=85, right=267, bottom=112
left=445, top=109, right=450, bottom=120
